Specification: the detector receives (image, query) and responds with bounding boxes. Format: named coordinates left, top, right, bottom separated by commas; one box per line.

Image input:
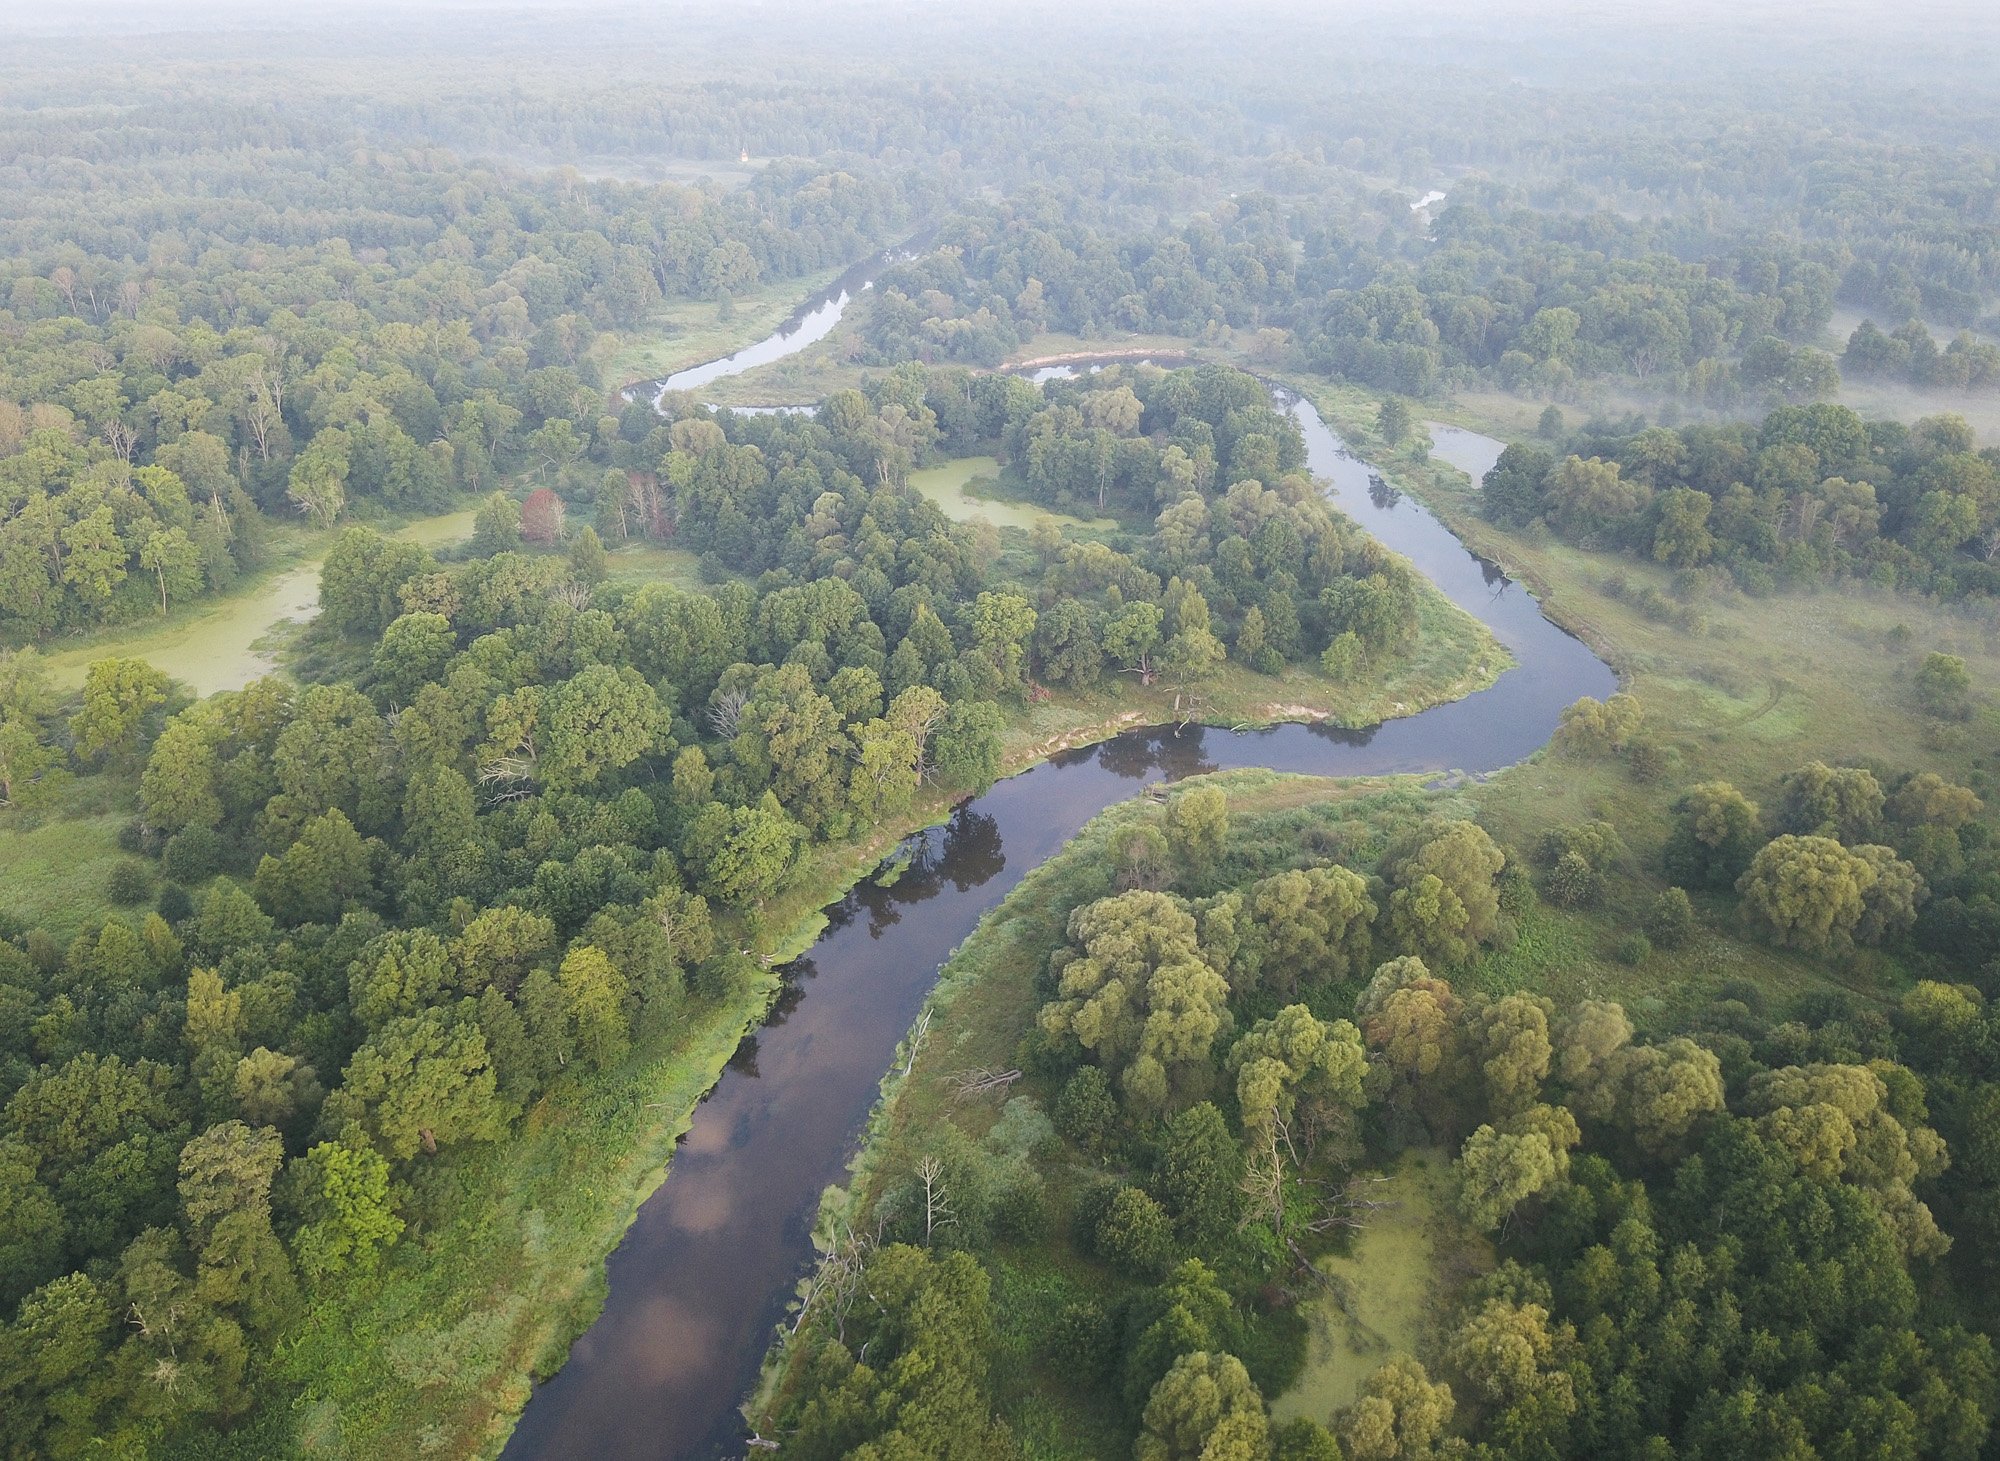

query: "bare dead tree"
left=899, top=1008, right=932, bottom=1080
left=549, top=580, right=594, bottom=611
left=917, top=1155, right=954, bottom=1245
left=946, top=1067, right=1022, bottom=1101
left=708, top=686, right=751, bottom=739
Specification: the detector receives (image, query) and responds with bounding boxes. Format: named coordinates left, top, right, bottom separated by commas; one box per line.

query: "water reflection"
left=503, top=369, right=1615, bottom=1461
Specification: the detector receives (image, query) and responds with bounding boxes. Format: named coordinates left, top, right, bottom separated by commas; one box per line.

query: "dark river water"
left=505, top=275, right=1615, bottom=1461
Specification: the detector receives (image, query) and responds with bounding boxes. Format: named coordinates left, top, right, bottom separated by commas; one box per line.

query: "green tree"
left=1385, top=821, right=1505, bottom=966
left=0, top=714, right=68, bottom=810
left=290, top=1128, right=404, bottom=1280
left=324, top=1007, right=502, bottom=1159
left=1664, top=780, right=1764, bottom=889
left=1737, top=834, right=1878, bottom=952
left=1914, top=652, right=1972, bottom=720
left=1229, top=1004, right=1369, bottom=1151
left=1337, top=1355, right=1454, bottom=1461
left=253, top=807, right=373, bottom=925
left=544, top=664, right=663, bottom=789
left=557, top=945, right=631, bottom=1069
left=1455, top=1104, right=1579, bottom=1229
left=1038, top=891, right=1232, bottom=1112
left=687, top=797, right=805, bottom=903
left=471, top=491, right=521, bottom=556
left=68, top=659, right=169, bottom=766
left=1377, top=396, right=1413, bottom=446
left=373, top=611, right=456, bottom=704
left=1093, top=1184, right=1175, bottom=1277
left=1135, top=1350, right=1270, bottom=1461
left=1151, top=1102, right=1244, bottom=1249
left=1774, top=761, right=1884, bottom=842
left=1164, top=786, right=1229, bottom=881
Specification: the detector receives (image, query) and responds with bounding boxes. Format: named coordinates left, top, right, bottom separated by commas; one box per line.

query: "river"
left=501, top=268, right=1615, bottom=1461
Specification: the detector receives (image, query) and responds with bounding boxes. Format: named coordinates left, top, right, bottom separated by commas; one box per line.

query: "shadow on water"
left=504, top=353, right=1615, bottom=1460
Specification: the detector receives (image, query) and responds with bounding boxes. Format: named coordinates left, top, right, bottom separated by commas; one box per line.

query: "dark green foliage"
left=1150, top=1102, right=1245, bottom=1250
left=1644, top=887, right=1696, bottom=947
left=1056, top=1065, right=1119, bottom=1156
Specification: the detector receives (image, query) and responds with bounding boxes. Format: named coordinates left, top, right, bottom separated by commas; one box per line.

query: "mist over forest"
left=1, top=3, right=1998, bottom=1459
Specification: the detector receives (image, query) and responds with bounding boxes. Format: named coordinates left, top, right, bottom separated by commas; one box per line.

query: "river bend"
left=505, top=265, right=1615, bottom=1460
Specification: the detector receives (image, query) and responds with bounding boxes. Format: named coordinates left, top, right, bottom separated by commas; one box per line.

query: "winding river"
left=504, top=265, right=1615, bottom=1461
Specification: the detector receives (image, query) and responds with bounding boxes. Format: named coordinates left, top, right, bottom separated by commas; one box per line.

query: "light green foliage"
left=254, top=807, right=374, bottom=926
left=1745, top=1062, right=1949, bottom=1258
left=1455, top=1104, right=1579, bottom=1229
left=543, top=664, right=664, bottom=789
left=1445, top=1297, right=1577, bottom=1418
left=68, top=658, right=169, bottom=765
left=1774, top=761, right=1884, bottom=842
left=1244, top=865, right=1377, bottom=994
left=1736, top=833, right=1880, bottom=952
left=1135, top=1350, right=1270, bottom=1461
left=1229, top=1004, right=1369, bottom=1148
left=1913, top=652, right=1972, bottom=719
left=1467, top=993, right=1555, bottom=1116
left=1094, top=1184, right=1176, bottom=1277
left=373, top=611, right=457, bottom=704
left=687, top=796, right=806, bottom=903
left=556, top=945, right=631, bottom=1069
left=1336, top=1354, right=1455, bottom=1461
left=1664, top=780, right=1764, bottom=889
left=291, top=1129, right=404, bottom=1280
left=1385, top=821, right=1505, bottom=966
left=1552, top=692, right=1642, bottom=757
left=324, top=1007, right=501, bottom=1160
left=1037, top=890, right=1233, bottom=1112
left=1165, top=786, right=1230, bottom=880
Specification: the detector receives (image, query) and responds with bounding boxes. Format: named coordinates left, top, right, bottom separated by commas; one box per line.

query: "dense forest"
left=765, top=744, right=2000, bottom=1459
left=0, top=1, right=1998, bottom=1457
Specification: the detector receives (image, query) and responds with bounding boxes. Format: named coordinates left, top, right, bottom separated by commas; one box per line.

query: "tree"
left=1774, top=761, right=1883, bottom=842
left=0, top=714, right=68, bottom=811
left=471, top=492, right=521, bottom=556
left=1378, top=396, right=1413, bottom=446
left=287, top=429, right=349, bottom=527
left=253, top=807, right=373, bottom=925
left=1105, top=600, right=1166, bottom=681
left=965, top=591, right=1036, bottom=698
left=324, top=1008, right=502, bottom=1159
left=373, top=612, right=456, bottom=704
left=1644, top=887, right=1696, bottom=947
left=1552, top=693, right=1643, bottom=757
left=1229, top=1004, right=1369, bottom=1151
left=1056, top=1066, right=1119, bottom=1156
left=556, top=945, right=630, bottom=1069
left=1245, top=866, right=1377, bottom=993
left=1590, top=1037, right=1725, bottom=1156
left=1164, top=786, right=1229, bottom=881
left=543, top=664, right=663, bottom=789
left=67, top=656, right=170, bottom=764
left=1455, top=1105, right=1579, bottom=1229
left=1467, top=993, right=1555, bottom=1116
left=1135, top=1351, right=1270, bottom=1461
left=1737, top=834, right=1878, bottom=952
left=568, top=525, right=609, bottom=584
left=1034, top=598, right=1103, bottom=687
left=1151, top=1102, right=1244, bottom=1248
left=1652, top=486, right=1715, bottom=566
left=521, top=485, right=567, bottom=545
left=1038, top=891, right=1232, bottom=1112
left=1664, top=780, right=1763, bottom=889
left=139, top=526, right=203, bottom=613
left=687, top=798, right=805, bottom=904
left=1094, top=1184, right=1175, bottom=1277
left=1446, top=1297, right=1577, bottom=1418
left=290, top=1129, right=403, bottom=1280
left=1337, top=1355, right=1454, bottom=1461
left=1385, top=821, right=1505, bottom=966
left=1483, top=442, right=1554, bottom=525
left=0, top=1138, right=64, bottom=1308
left=1914, top=652, right=1972, bottom=720
left=932, top=699, right=1005, bottom=793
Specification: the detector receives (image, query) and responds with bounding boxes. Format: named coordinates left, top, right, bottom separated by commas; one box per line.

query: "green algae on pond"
left=909, top=455, right=1117, bottom=533
left=1271, top=1149, right=1491, bottom=1425
left=42, top=507, right=475, bottom=698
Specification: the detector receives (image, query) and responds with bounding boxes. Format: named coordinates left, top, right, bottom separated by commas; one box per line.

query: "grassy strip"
left=186, top=965, right=784, bottom=1460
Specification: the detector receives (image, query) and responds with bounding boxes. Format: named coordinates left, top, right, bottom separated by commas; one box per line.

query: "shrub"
left=161, top=825, right=223, bottom=883
left=157, top=884, right=194, bottom=923
left=105, top=861, right=152, bottom=906
left=1614, top=932, right=1653, bottom=965
left=1645, top=888, right=1696, bottom=948
left=1544, top=851, right=1599, bottom=908
left=1056, top=1066, right=1119, bottom=1155
left=1094, top=1185, right=1174, bottom=1277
